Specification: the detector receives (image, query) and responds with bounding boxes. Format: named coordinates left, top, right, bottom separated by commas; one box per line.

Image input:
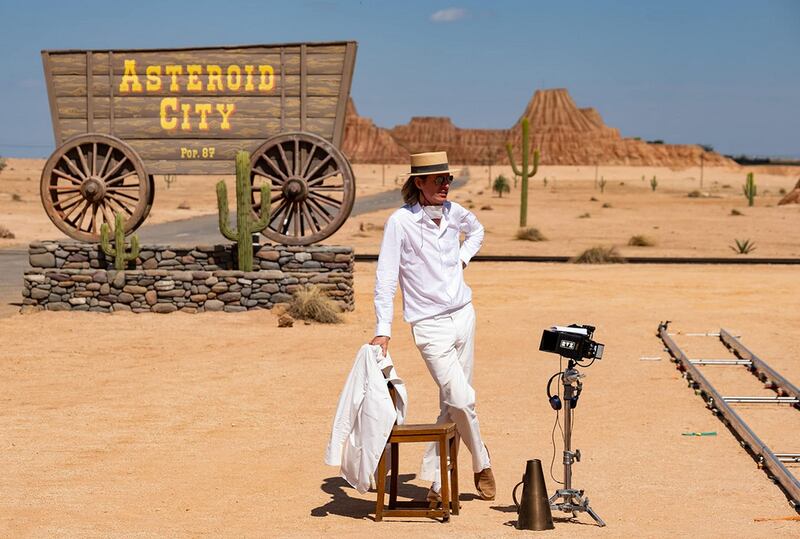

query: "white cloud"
left=430, top=7, right=467, bottom=23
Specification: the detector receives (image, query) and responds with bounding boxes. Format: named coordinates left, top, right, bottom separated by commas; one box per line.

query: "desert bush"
left=0, top=156, right=6, bottom=173
left=722, top=184, right=732, bottom=189
left=287, top=284, right=342, bottom=324
left=730, top=209, right=743, bottom=216
left=779, top=188, right=787, bottom=195
left=687, top=190, right=702, bottom=198
left=477, top=190, right=484, bottom=195
left=571, top=246, right=625, bottom=264
left=602, top=202, right=612, bottom=208
left=480, top=205, right=493, bottom=211
left=11, top=193, right=22, bottom=202
left=492, top=176, right=510, bottom=198
left=515, top=227, right=546, bottom=241
left=589, top=196, right=598, bottom=202
left=578, top=212, right=591, bottom=219
left=628, top=235, right=655, bottom=247
left=729, top=239, right=756, bottom=255
left=177, top=201, right=191, bottom=210
left=0, top=224, right=14, bottom=239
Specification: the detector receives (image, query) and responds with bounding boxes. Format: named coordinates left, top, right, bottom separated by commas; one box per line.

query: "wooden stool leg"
left=449, top=434, right=459, bottom=515
left=375, top=448, right=387, bottom=522
left=389, top=442, right=399, bottom=509
left=438, top=434, right=451, bottom=522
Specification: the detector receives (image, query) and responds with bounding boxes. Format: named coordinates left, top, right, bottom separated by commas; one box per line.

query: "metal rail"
left=657, top=322, right=800, bottom=508
left=719, top=328, right=800, bottom=404
left=354, top=254, right=800, bottom=265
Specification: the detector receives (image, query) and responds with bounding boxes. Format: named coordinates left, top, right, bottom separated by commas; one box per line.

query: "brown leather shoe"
left=474, top=467, right=496, bottom=500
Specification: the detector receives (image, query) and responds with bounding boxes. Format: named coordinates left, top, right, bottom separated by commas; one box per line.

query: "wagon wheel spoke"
left=304, top=154, right=332, bottom=183
left=48, top=186, right=82, bottom=193
left=277, top=143, right=292, bottom=178
left=300, top=201, right=321, bottom=234
left=100, top=155, right=130, bottom=182
left=307, top=196, right=335, bottom=223
left=52, top=169, right=83, bottom=186
left=293, top=139, right=300, bottom=176
left=308, top=191, right=343, bottom=208
left=311, top=185, right=344, bottom=191
left=268, top=199, right=290, bottom=227
left=62, top=155, right=88, bottom=181
left=301, top=143, right=318, bottom=178
left=307, top=169, right=342, bottom=187
left=108, top=190, right=140, bottom=203
left=92, top=142, right=98, bottom=176
left=76, top=144, right=91, bottom=179
left=105, top=170, right=139, bottom=187
left=97, top=145, right=113, bottom=178
left=252, top=164, right=285, bottom=185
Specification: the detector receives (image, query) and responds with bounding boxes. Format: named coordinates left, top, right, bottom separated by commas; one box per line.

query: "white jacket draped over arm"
left=325, top=344, right=407, bottom=493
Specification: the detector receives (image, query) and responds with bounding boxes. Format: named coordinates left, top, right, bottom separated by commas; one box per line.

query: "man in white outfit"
left=370, top=151, right=496, bottom=502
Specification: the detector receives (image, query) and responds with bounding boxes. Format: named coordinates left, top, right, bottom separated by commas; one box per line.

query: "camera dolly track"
left=658, top=322, right=800, bottom=510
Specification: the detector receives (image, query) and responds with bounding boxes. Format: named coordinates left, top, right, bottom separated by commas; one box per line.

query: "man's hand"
left=370, top=335, right=390, bottom=357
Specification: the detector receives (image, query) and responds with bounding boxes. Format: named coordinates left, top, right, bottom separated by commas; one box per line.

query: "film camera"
left=539, top=324, right=604, bottom=362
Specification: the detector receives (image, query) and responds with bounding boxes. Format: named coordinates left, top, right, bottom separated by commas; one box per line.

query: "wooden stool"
left=374, top=420, right=459, bottom=522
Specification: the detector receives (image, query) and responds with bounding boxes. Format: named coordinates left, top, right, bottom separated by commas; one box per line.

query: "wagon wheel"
left=40, top=134, right=153, bottom=242
left=249, top=132, right=355, bottom=245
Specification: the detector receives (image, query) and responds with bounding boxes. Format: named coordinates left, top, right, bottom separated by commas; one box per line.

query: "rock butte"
left=342, top=88, right=734, bottom=167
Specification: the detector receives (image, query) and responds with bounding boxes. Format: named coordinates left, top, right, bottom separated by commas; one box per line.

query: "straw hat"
left=403, top=151, right=456, bottom=177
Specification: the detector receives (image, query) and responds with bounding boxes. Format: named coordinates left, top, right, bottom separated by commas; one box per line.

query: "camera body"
left=539, top=324, right=604, bottom=361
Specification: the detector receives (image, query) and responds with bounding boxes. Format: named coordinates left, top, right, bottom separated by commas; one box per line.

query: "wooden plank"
left=43, top=42, right=346, bottom=55
left=280, top=49, right=285, bottom=131
left=332, top=41, right=357, bottom=148
left=144, top=159, right=237, bottom=175
left=51, top=74, right=342, bottom=98
left=56, top=96, right=338, bottom=119
left=300, top=44, right=307, bottom=132
left=41, top=52, right=63, bottom=145
left=126, top=139, right=280, bottom=161
left=49, top=51, right=344, bottom=76
left=86, top=51, right=93, bottom=132
left=60, top=117, right=335, bottom=140
left=108, top=52, right=115, bottom=135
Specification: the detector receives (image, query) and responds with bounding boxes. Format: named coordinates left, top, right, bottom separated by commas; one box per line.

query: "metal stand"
left=549, top=360, right=606, bottom=527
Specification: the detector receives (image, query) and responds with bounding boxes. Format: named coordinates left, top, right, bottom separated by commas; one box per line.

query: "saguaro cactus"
left=743, top=172, right=757, bottom=207
left=217, top=150, right=270, bottom=271
left=650, top=176, right=658, bottom=192
left=100, top=212, right=140, bottom=270
left=505, top=118, right=540, bottom=227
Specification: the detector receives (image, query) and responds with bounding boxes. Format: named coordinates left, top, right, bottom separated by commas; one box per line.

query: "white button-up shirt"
left=374, top=200, right=484, bottom=337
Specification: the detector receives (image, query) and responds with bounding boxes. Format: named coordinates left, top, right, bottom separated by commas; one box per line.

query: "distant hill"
left=342, top=88, right=735, bottom=167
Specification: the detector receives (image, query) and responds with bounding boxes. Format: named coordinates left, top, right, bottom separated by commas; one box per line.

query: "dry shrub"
left=177, top=201, right=191, bottom=210
left=480, top=205, right=493, bottom=211
left=602, top=202, right=612, bottom=208
left=578, top=212, right=591, bottom=219
left=628, top=235, right=655, bottom=247
left=687, top=190, right=702, bottom=198
left=11, top=193, right=22, bottom=202
left=288, top=284, right=342, bottom=324
left=730, top=208, right=743, bottom=216
left=589, top=197, right=598, bottom=202
left=359, top=222, right=384, bottom=232
left=571, top=246, right=625, bottom=264
left=0, top=225, right=14, bottom=239
left=515, top=227, right=546, bottom=241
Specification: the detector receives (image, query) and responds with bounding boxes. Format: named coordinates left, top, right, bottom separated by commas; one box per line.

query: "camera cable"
left=548, top=356, right=565, bottom=485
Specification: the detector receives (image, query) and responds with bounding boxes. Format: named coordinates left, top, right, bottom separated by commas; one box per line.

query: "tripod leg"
left=584, top=504, right=606, bottom=527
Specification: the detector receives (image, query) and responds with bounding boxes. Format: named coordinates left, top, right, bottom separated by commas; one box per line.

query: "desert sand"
left=1, top=261, right=799, bottom=537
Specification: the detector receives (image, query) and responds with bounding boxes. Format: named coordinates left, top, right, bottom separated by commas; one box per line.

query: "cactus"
left=743, top=172, right=756, bottom=207
left=505, top=118, right=540, bottom=227
left=100, top=212, right=140, bottom=270
left=163, top=174, right=177, bottom=189
left=650, top=176, right=658, bottom=192
left=217, top=150, right=270, bottom=271
left=599, top=177, right=607, bottom=193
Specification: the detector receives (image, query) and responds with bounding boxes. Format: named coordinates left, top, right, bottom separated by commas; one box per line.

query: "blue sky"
left=0, top=0, right=798, bottom=158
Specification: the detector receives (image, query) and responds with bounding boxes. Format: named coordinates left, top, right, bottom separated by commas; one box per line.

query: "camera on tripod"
left=539, top=324, right=604, bottom=362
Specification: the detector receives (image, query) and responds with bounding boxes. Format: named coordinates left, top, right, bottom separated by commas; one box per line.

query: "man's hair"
left=402, top=175, right=422, bottom=205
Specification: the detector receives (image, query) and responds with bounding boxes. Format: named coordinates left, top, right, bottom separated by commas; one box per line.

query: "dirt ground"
left=2, top=158, right=799, bottom=258
left=1, top=262, right=799, bottom=538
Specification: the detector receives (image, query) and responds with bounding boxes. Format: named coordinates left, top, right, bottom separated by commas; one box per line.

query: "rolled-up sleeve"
left=374, top=216, right=402, bottom=337
left=458, top=207, right=484, bottom=267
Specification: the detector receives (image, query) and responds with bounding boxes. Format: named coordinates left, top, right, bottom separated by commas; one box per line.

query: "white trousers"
left=410, top=302, right=491, bottom=486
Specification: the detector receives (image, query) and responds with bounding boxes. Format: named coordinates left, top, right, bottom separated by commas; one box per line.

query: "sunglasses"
left=430, top=174, right=455, bottom=186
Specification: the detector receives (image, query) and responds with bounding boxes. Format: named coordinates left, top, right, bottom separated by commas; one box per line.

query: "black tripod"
left=549, top=359, right=606, bottom=527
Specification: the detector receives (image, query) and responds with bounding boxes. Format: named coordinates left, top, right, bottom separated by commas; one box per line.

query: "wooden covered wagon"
left=40, top=41, right=357, bottom=245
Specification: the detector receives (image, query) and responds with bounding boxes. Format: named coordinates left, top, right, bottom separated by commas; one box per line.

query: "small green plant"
left=100, top=212, right=140, bottom=270
left=743, top=172, right=757, bottom=206
left=515, top=227, right=546, bottom=241
left=599, top=177, right=607, bottom=193
left=217, top=150, right=271, bottom=272
left=163, top=174, right=177, bottom=189
left=628, top=235, right=655, bottom=247
left=730, top=208, right=743, bottom=216
left=288, top=284, right=342, bottom=324
left=687, top=190, right=701, bottom=198
left=650, top=176, right=658, bottom=192
left=492, top=175, right=510, bottom=198
left=571, top=246, right=625, bottom=264
left=730, top=238, right=756, bottom=254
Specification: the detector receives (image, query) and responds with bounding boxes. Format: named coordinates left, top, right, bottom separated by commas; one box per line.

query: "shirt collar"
left=410, top=201, right=450, bottom=222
